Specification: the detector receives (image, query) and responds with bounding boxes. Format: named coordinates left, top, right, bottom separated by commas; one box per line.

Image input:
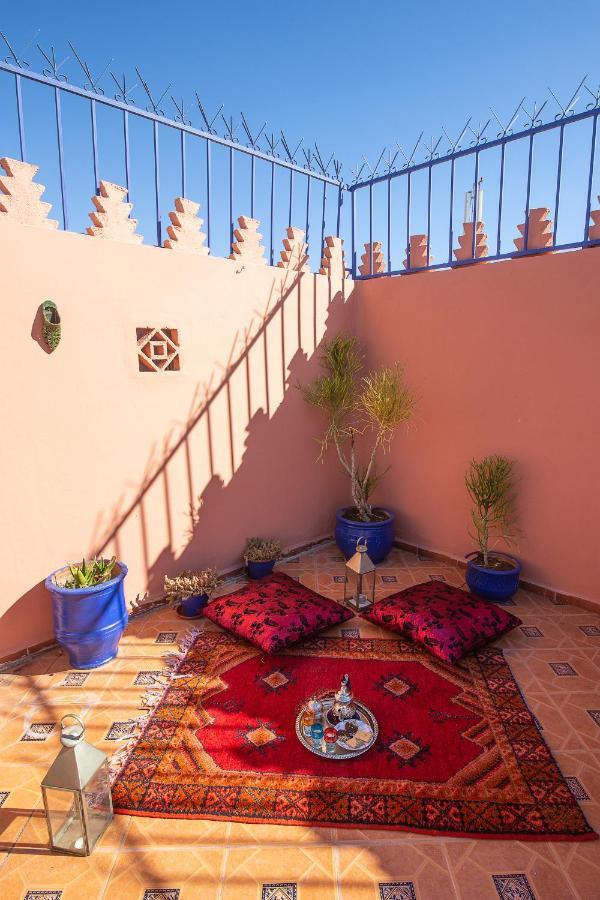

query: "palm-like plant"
left=301, top=334, right=415, bottom=522
left=465, top=455, right=517, bottom=566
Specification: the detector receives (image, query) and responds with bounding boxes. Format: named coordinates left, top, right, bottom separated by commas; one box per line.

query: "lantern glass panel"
left=82, top=761, right=112, bottom=850
left=43, top=787, right=86, bottom=853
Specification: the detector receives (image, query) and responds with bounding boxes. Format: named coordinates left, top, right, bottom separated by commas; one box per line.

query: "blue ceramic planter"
left=180, top=593, right=209, bottom=617
left=335, top=508, right=395, bottom=564
left=465, top=552, right=521, bottom=602
left=45, top=562, right=128, bottom=669
left=246, top=559, right=276, bottom=580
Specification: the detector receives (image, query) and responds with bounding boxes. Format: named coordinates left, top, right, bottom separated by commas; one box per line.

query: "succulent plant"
left=243, top=537, right=282, bottom=563
left=63, top=556, right=117, bottom=589
left=163, top=569, right=220, bottom=603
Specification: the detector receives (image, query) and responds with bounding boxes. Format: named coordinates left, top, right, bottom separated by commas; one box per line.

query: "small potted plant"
left=301, top=334, right=415, bottom=563
left=465, top=455, right=521, bottom=602
left=163, top=568, right=221, bottom=619
left=45, top=556, right=128, bottom=669
left=244, top=537, right=282, bottom=579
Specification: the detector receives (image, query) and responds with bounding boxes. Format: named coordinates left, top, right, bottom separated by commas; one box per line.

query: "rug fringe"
left=108, top=624, right=202, bottom=781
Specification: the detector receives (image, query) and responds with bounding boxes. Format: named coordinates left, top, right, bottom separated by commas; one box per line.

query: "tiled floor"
left=0, top=543, right=599, bottom=899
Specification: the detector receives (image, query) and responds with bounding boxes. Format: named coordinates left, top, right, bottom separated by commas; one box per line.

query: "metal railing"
left=0, top=32, right=343, bottom=266
left=349, top=77, right=600, bottom=278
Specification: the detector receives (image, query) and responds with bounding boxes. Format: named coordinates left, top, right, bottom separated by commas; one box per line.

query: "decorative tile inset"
left=333, top=575, right=347, bottom=583
left=492, top=874, right=536, bottom=900
left=137, top=327, right=180, bottom=373
left=155, top=632, right=177, bottom=644
left=341, top=627, right=360, bottom=638
left=587, top=710, right=600, bottom=727
left=428, top=574, right=446, bottom=582
left=142, top=891, right=180, bottom=900
left=62, top=672, right=89, bottom=686
left=21, top=723, right=56, bottom=742
left=379, top=883, right=417, bottom=900
left=381, top=575, right=398, bottom=583
left=105, top=721, right=137, bottom=741
left=0, top=674, right=14, bottom=686
left=134, top=670, right=164, bottom=685
left=24, top=892, right=63, bottom=900
left=0, top=791, right=9, bottom=807
left=549, top=662, right=578, bottom=676
left=532, top=715, right=544, bottom=731
left=565, top=776, right=591, bottom=801
left=579, top=625, right=600, bottom=636
left=520, top=626, right=544, bottom=638
left=262, top=885, right=297, bottom=900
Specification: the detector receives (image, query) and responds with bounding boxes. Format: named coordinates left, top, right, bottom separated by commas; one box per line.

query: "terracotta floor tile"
left=222, top=846, right=336, bottom=899
left=103, top=847, right=224, bottom=899
left=337, top=843, right=456, bottom=899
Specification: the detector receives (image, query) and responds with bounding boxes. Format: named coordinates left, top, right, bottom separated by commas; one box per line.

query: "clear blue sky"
left=1, top=1, right=599, bottom=263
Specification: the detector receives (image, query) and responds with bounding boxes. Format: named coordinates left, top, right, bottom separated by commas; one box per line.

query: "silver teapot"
left=331, top=674, right=356, bottom=721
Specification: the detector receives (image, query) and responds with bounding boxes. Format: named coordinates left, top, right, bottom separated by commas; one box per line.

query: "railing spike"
left=37, top=43, right=69, bottom=81
left=69, top=42, right=112, bottom=95
left=172, top=96, right=191, bottom=126
left=548, top=74, right=587, bottom=120
left=135, top=67, right=171, bottom=116
left=194, top=93, right=223, bottom=134
left=489, top=101, right=523, bottom=138
left=111, top=71, right=137, bottom=104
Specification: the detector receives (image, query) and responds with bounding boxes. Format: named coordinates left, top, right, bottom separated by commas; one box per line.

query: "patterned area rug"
left=111, top=629, right=597, bottom=840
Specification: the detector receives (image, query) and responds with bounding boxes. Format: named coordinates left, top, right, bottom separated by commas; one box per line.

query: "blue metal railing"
left=349, top=78, right=600, bottom=278
left=0, top=33, right=344, bottom=265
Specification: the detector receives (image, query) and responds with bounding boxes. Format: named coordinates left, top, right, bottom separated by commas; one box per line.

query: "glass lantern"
left=41, top=714, right=113, bottom=856
left=344, top=537, right=376, bottom=611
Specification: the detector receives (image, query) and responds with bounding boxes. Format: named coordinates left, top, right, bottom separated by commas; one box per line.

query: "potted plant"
left=465, top=455, right=521, bottom=601
left=301, top=334, right=415, bottom=563
left=163, top=568, right=221, bottom=619
left=244, top=537, right=282, bottom=579
left=45, top=556, right=128, bottom=669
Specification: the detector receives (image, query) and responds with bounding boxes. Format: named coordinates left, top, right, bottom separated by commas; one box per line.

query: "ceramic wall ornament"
left=41, top=300, right=61, bottom=351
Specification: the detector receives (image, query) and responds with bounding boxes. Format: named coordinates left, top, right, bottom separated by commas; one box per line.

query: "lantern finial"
left=60, top=714, right=85, bottom=748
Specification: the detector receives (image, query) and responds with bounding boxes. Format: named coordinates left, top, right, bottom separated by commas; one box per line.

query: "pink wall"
left=356, top=250, right=600, bottom=602
left=0, top=220, right=354, bottom=659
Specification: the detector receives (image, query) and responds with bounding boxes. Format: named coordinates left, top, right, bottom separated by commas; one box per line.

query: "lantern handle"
left=356, top=536, right=368, bottom=552
left=60, top=713, right=85, bottom=738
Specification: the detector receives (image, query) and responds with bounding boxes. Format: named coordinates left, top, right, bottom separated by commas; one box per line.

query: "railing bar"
left=288, top=170, right=293, bottom=228
left=472, top=151, right=480, bottom=258
left=181, top=131, right=186, bottom=198
left=206, top=140, right=212, bottom=252
left=15, top=73, right=26, bottom=161
left=250, top=155, right=255, bottom=219
left=305, top=174, right=311, bottom=258
left=0, top=60, right=342, bottom=186
left=584, top=113, right=598, bottom=242
left=54, top=87, right=68, bottom=230
left=523, top=134, right=534, bottom=251
left=153, top=120, right=161, bottom=246
left=90, top=98, right=99, bottom=192
left=368, top=182, right=373, bottom=274
left=321, top=180, right=327, bottom=266
left=336, top=182, right=342, bottom=239
left=448, top=158, right=455, bottom=264
left=553, top=124, right=564, bottom=247
left=123, top=110, right=130, bottom=192
left=405, top=172, right=411, bottom=271
left=229, top=146, right=234, bottom=253
left=270, top=160, right=275, bottom=266
left=351, top=187, right=356, bottom=277
left=426, top=163, right=432, bottom=267
left=496, top=142, right=506, bottom=256
left=387, top=176, right=391, bottom=273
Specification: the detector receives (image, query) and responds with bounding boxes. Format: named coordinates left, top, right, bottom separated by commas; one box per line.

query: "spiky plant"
left=63, top=556, right=117, bottom=589
left=465, top=455, right=517, bottom=566
left=301, top=334, right=415, bottom=522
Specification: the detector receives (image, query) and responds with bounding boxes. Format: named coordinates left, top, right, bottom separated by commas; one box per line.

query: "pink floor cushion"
left=203, top=571, right=354, bottom=654
left=362, top=581, right=522, bottom=663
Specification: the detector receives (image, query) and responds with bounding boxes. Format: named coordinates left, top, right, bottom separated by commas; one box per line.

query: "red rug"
left=111, top=629, right=597, bottom=840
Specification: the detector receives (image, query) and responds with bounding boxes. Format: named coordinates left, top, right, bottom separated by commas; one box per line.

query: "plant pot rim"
left=465, top=551, right=520, bottom=573
left=245, top=558, right=278, bottom=564
left=45, top=561, right=128, bottom=595
left=336, top=507, right=395, bottom=524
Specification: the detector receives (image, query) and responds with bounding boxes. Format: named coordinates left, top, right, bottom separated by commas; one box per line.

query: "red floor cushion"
left=362, top=581, right=521, bottom=663
left=203, top=571, right=354, bottom=654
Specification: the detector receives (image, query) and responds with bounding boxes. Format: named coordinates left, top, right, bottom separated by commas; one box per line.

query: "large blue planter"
left=465, top=552, right=521, bottom=602
left=246, top=560, right=277, bottom=580
left=335, top=508, right=395, bottom=564
left=45, top=562, right=129, bottom=669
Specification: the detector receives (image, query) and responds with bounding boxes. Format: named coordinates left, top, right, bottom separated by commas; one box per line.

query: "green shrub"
left=465, top=455, right=517, bottom=566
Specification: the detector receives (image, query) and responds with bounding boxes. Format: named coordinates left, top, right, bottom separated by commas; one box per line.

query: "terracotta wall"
left=0, top=220, right=353, bottom=659
left=355, top=250, right=600, bottom=603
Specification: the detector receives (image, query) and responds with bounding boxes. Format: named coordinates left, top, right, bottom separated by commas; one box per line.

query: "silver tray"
left=295, top=691, right=379, bottom=760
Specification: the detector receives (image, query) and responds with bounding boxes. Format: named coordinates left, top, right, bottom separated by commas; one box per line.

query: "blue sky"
left=1, top=1, right=599, bottom=265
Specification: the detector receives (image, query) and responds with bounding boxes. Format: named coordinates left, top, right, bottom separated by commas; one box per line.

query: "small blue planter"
left=45, top=562, right=128, bottom=669
left=246, top=559, right=277, bottom=580
left=465, top=552, right=521, bottom=602
left=335, top=508, right=395, bottom=564
left=179, top=593, right=209, bottom=618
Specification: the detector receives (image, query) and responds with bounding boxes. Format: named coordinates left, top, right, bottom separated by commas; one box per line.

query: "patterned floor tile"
left=565, top=776, right=591, bottom=801
left=262, top=884, right=297, bottom=900
left=492, top=874, right=535, bottom=899
left=155, top=632, right=178, bottom=643
left=20, top=723, right=56, bottom=742
left=549, top=662, right=578, bottom=676
left=379, top=882, right=417, bottom=900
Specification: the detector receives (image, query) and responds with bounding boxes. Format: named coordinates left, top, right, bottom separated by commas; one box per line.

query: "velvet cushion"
left=204, top=572, right=354, bottom=654
left=362, top=581, right=521, bottom=663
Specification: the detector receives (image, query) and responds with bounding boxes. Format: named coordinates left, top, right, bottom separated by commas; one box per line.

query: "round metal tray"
left=295, top=691, right=379, bottom=760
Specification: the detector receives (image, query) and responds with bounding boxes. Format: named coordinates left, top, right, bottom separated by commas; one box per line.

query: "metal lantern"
left=41, top=714, right=113, bottom=856
left=344, top=537, right=376, bottom=611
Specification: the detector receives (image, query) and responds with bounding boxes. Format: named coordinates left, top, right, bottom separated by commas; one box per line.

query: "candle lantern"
left=41, top=714, right=113, bottom=856
left=343, top=538, right=376, bottom=611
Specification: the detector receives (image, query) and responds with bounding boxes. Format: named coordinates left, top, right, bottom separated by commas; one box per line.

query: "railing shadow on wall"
left=85, top=266, right=354, bottom=611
